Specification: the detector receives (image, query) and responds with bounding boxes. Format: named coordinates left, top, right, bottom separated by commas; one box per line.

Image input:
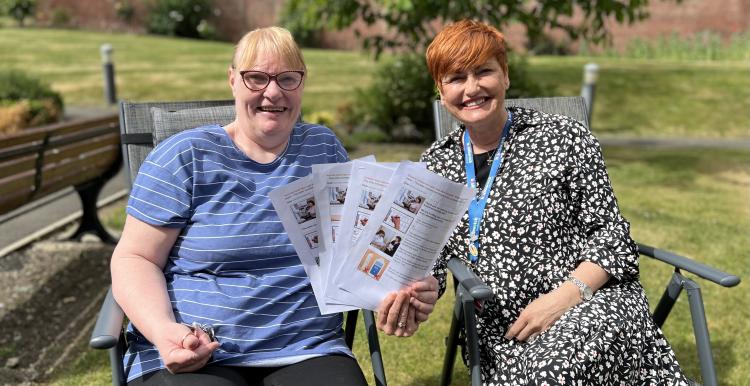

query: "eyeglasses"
left=239, top=70, right=305, bottom=92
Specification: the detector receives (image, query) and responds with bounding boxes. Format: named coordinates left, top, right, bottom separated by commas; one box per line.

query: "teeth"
left=464, top=98, right=486, bottom=107
left=258, top=106, right=286, bottom=112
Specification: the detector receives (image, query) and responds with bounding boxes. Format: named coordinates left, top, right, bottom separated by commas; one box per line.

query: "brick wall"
left=33, top=0, right=749, bottom=50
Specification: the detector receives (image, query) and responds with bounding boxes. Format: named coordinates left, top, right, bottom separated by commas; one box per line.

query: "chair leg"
left=461, top=291, right=482, bottom=386
left=440, top=295, right=463, bottom=386
left=683, top=279, right=718, bottom=386
left=363, top=310, right=387, bottom=386
left=344, top=309, right=359, bottom=349
left=110, top=331, right=126, bottom=386
left=652, top=271, right=684, bottom=328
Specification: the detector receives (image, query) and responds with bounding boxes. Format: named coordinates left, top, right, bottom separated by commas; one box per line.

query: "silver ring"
left=180, top=331, right=194, bottom=347
left=397, top=321, right=406, bottom=328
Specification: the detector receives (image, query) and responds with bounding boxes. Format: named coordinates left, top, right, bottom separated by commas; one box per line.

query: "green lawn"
left=1, top=28, right=748, bottom=139
left=1, top=28, right=747, bottom=384
left=530, top=57, right=750, bottom=138
left=0, top=28, right=375, bottom=116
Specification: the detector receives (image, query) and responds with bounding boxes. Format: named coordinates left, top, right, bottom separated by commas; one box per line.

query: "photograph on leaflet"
left=291, top=197, right=317, bottom=224
left=329, top=186, right=347, bottom=205
left=354, top=211, right=370, bottom=229
left=395, top=188, right=426, bottom=215
left=305, top=231, right=319, bottom=250
left=359, top=190, right=382, bottom=210
left=357, top=250, right=390, bottom=281
left=369, top=226, right=399, bottom=253
left=384, top=207, right=413, bottom=233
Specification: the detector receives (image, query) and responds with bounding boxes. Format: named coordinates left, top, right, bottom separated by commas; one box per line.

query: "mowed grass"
left=0, top=28, right=376, bottom=114
left=1, top=28, right=748, bottom=139
left=529, top=56, right=750, bottom=138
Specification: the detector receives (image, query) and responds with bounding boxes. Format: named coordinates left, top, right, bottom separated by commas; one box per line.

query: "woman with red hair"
left=420, top=19, right=687, bottom=385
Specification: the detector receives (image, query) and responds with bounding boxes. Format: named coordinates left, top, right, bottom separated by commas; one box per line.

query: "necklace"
left=485, top=147, right=498, bottom=165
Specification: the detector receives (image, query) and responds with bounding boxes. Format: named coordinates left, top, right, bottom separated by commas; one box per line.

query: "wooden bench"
left=0, top=113, right=122, bottom=243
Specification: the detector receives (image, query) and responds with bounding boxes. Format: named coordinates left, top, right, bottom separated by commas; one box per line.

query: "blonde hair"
left=232, top=26, right=306, bottom=72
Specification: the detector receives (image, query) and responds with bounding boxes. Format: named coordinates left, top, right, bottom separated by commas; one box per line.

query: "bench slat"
left=40, top=150, right=119, bottom=190
left=0, top=155, right=36, bottom=180
left=43, top=134, right=119, bottom=165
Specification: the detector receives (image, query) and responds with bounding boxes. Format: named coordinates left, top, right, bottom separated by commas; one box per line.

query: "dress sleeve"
left=569, top=129, right=639, bottom=282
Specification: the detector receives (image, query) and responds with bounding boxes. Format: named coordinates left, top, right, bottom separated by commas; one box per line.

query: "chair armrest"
left=90, top=287, right=125, bottom=349
left=447, top=259, right=493, bottom=300
left=637, top=243, right=741, bottom=288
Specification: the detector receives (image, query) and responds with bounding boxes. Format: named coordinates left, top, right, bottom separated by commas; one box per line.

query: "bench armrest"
left=447, top=259, right=494, bottom=300
left=637, top=243, right=740, bottom=288
left=89, top=287, right=125, bottom=349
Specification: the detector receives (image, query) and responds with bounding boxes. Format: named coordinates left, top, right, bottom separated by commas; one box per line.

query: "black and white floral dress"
left=421, top=107, right=688, bottom=385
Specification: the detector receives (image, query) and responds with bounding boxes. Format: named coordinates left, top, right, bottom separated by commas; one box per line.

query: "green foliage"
left=114, top=1, right=135, bottom=22
left=278, top=3, right=323, bottom=48
left=49, top=7, right=71, bottom=28
left=0, top=70, right=62, bottom=106
left=282, top=0, right=679, bottom=57
left=345, top=52, right=551, bottom=142
left=344, top=54, right=435, bottom=141
left=0, top=70, right=63, bottom=132
left=147, top=0, right=215, bottom=39
left=505, top=53, right=553, bottom=99
left=0, top=0, right=36, bottom=27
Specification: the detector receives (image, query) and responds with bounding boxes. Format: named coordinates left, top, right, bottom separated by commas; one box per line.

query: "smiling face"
left=229, top=53, right=303, bottom=147
left=438, top=57, right=509, bottom=132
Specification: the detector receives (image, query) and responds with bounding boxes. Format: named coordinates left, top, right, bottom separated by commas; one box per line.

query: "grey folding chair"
left=433, top=97, right=741, bottom=386
left=89, top=99, right=387, bottom=386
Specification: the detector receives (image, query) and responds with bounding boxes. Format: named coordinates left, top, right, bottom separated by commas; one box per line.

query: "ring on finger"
left=180, top=330, right=194, bottom=347
left=397, top=320, right=406, bottom=328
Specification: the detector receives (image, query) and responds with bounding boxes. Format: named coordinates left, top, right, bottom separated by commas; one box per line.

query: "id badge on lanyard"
left=463, top=110, right=512, bottom=264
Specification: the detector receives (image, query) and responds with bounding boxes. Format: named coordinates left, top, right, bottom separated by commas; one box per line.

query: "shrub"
left=505, top=53, right=551, bottom=99
left=49, top=7, right=71, bottom=28
left=147, top=0, right=215, bottom=39
left=0, top=0, right=36, bottom=27
left=343, top=52, right=552, bottom=143
left=0, top=70, right=64, bottom=134
left=114, top=0, right=135, bottom=22
left=343, top=54, right=435, bottom=142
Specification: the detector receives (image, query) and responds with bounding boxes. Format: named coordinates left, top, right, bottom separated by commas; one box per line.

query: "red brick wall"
left=33, top=0, right=750, bottom=50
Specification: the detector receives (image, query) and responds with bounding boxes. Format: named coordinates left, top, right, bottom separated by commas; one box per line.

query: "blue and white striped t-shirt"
left=123, top=122, right=350, bottom=381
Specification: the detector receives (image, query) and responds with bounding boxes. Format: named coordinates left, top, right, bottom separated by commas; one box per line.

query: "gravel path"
left=0, top=226, right=119, bottom=384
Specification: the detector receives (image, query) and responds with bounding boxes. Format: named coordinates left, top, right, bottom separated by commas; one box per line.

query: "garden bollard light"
left=580, top=62, right=599, bottom=126
left=101, top=44, right=117, bottom=105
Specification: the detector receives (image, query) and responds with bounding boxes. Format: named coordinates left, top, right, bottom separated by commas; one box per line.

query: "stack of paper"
left=269, top=158, right=473, bottom=313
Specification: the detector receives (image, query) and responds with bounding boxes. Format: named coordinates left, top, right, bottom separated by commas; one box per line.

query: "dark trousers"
left=128, top=355, right=368, bottom=386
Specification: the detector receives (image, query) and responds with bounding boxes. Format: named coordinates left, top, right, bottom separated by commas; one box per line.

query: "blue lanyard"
left=463, top=111, right=512, bottom=263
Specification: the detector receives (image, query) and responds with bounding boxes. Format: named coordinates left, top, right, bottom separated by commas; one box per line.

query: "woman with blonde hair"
left=112, top=26, right=437, bottom=385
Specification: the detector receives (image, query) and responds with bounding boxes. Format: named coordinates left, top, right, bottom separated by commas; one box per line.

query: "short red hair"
left=426, top=20, right=508, bottom=91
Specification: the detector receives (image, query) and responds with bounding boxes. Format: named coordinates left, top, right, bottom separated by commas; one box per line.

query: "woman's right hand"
left=155, top=323, right=220, bottom=374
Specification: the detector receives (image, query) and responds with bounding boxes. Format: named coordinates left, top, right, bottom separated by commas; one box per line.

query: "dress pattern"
left=421, top=107, right=688, bottom=385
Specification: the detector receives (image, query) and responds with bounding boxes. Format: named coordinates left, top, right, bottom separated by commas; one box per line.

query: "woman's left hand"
left=504, top=283, right=580, bottom=342
left=408, top=275, right=438, bottom=323
left=376, top=275, right=438, bottom=337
